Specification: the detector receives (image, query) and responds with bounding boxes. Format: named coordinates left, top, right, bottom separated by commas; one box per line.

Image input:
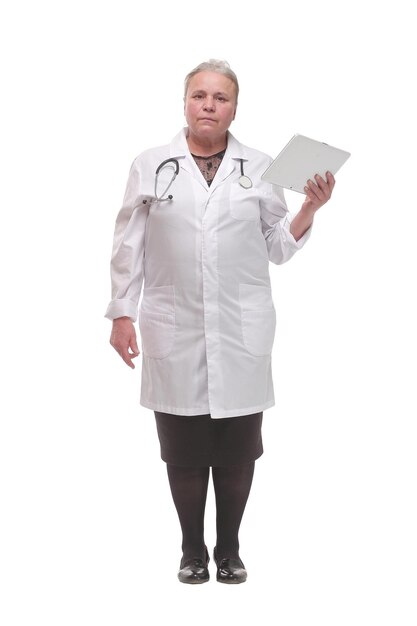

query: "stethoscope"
left=143, top=157, right=253, bottom=204
left=237, top=160, right=252, bottom=189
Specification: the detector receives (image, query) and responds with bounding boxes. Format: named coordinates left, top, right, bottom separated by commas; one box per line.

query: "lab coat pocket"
left=139, top=285, right=175, bottom=359
left=239, top=283, right=276, bottom=356
left=230, top=185, right=260, bottom=221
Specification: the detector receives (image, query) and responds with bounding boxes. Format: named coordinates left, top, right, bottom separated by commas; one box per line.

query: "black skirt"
left=154, top=411, right=263, bottom=467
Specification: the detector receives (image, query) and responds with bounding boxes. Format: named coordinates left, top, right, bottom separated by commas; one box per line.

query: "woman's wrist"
left=298, top=204, right=317, bottom=219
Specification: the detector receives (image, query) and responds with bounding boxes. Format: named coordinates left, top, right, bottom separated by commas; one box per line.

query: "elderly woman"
left=105, top=59, right=335, bottom=584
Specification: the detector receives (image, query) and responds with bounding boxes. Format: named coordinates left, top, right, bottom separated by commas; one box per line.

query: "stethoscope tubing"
left=154, top=158, right=180, bottom=202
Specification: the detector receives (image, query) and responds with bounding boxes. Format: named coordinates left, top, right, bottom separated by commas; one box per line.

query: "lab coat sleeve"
left=260, top=182, right=312, bottom=265
left=104, top=159, right=148, bottom=322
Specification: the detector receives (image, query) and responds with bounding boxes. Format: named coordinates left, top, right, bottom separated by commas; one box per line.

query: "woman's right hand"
left=110, top=317, right=140, bottom=369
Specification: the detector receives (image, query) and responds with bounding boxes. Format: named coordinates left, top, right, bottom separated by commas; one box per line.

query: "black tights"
left=166, top=461, right=255, bottom=564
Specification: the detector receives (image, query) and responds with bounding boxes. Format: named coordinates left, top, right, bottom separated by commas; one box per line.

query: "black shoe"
left=177, top=546, right=210, bottom=584
left=213, top=546, right=247, bottom=584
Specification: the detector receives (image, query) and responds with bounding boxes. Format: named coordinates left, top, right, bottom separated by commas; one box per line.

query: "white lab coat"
left=105, top=128, right=312, bottom=418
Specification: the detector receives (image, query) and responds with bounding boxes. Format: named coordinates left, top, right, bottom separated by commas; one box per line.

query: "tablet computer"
left=261, top=134, right=351, bottom=194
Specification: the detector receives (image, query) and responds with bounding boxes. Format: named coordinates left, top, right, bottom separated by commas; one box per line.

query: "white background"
left=1, top=1, right=416, bottom=624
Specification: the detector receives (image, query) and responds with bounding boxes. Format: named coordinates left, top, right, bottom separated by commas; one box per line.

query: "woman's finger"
left=307, top=178, right=324, bottom=201
left=314, top=174, right=329, bottom=194
left=130, top=333, right=140, bottom=356
left=121, top=348, right=137, bottom=368
left=326, top=171, right=336, bottom=192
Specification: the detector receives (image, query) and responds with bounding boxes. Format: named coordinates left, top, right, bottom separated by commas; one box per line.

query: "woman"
left=105, top=59, right=335, bottom=584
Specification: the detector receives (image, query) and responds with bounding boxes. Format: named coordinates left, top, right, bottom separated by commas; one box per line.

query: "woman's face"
left=184, top=71, right=237, bottom=142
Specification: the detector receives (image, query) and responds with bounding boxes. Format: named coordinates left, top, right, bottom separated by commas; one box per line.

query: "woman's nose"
left=203, top=97, right=215, bottom=111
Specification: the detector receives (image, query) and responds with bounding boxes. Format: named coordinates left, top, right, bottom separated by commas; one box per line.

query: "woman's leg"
left=166, top=464, right=210, bottom=564
left=212, top=460, right=255, bottom=561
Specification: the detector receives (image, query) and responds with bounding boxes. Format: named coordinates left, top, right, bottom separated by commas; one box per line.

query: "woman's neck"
left=186, top=130, right=227, bottom=157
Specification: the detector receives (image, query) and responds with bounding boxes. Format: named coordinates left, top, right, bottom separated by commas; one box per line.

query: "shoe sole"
left=216, top=576, right=247, bottom=584
left=178, top=571, right=210, bottom=584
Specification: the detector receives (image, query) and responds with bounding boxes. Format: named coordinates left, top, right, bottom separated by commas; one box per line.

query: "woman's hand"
left=290, top=172, right=336, bottom=241
left=110, top=317, right=140, bottom=369
left=302, top=171, right=336, bottom=213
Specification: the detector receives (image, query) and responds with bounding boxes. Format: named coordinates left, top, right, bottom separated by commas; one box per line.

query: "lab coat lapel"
left=169, top=127, right=208, bottom=191
left=208, top=131, right=248, bottom=195
left=168, top=128, right=249, bottom=194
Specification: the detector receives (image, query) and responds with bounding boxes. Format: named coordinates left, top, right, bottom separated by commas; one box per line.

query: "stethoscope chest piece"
left=239, top=175, right=252, bottom=189
left=238, top=159, right=252, bottom=188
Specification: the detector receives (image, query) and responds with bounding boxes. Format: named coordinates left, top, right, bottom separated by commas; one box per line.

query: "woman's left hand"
left=301, top=171, right=336, bottom=213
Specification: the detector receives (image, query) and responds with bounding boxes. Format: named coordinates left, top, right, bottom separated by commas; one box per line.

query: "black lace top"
left=191, top=149, right=226, bottom=186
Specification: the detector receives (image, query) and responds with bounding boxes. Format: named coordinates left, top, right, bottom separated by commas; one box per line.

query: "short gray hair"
left=184, top=59, right=239, bottom=102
